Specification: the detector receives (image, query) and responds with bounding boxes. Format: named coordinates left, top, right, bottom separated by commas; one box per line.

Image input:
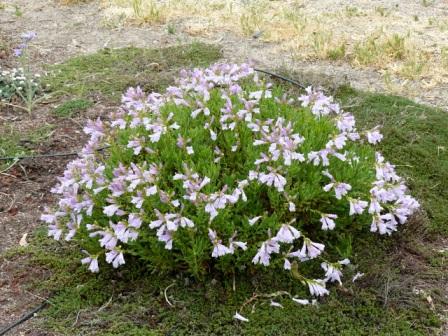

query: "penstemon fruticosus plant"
left=41, top=63, right=419, bottom=319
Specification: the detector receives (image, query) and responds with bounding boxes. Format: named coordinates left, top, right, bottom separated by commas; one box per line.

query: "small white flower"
left=248, top=216, right=262, bottom=226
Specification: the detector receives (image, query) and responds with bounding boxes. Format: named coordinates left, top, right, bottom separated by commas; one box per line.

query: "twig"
left=239, top=291, right=292, bottom=311
left=0, top=159, right=19, bottom=173
left=0, top=102, right=30, bottom=113
left=0, top=171, right=17, bottom=179
left=164, top=282, right=176, bottom=307
left=97, top=295, right=113, bottom=312
left=71, top=310, right=82, bottom=327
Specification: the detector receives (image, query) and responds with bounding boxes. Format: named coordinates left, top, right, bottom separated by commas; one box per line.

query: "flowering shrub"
left=41, top=63, right=419, bottom=301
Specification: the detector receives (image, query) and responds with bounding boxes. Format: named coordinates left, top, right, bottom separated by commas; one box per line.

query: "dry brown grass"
left=99, top=0, right=448, bottom=88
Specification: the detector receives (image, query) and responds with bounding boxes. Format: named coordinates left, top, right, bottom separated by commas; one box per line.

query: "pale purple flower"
left=98, top=231, right=118, bottom=250
left=320, top=214, right=337, bottom=230
left=127, top=137, right=144, bottom=155
left=103, top=204, right=120, bottom=217
left=128, top=213, right=142, bottom=228
left=81, top=253, right=99, bottom=273
left=349, top=198, right=368, bottom=215
left=131, top=192, right=144, bottom=209
left=21, top=31, right=37, bottom=42
left=228, top=233, right=248, bottom=253
left=321, top=262, right=343, bottom=285
left=334, top=183, right=352, bottom=199
left=258, top=167, right=287, bottom=192
left=368, top=198, right=382, bottom=214
left=208, top=229, right=232, bottom=258
left=156, top=225, right=173, bottom=249
left=105, top=249, right=125, bottom=268
left=298, top=238, right=325, bottom=259
left=288, top=201, right=296, bottom=212
left=336, top=113, right=356, bottom=132
left=252, top=237, right=280, bottom=266
left=13, top=48, right=23, bottom=57
left=366, top=128, right=383, bottom=144
left=275, top=224, right=301, bottom=243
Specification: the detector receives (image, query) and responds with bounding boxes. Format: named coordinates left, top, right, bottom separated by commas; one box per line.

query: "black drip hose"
left=254, top=68, right=306, bottom=90
left=0, top=68, right=304, bottom=335
left=0, top=302, right=47, bottom=336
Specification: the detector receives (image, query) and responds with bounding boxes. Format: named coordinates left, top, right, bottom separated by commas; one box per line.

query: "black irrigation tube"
left=254, top=68, right=307, bottom=90
left=0, top=146, right=110, bottom=161
left=0, top=69, right=304, bottom=335
left=0, top=301, right=47, bottom=336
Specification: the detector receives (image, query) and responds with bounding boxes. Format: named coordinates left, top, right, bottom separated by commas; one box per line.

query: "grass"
left=5, top=225, right=443, bottom=335
left=53, top=99, right=93, bottom=118
left=101, top=0, right=448, bottom=88
left=45, top=42, right=222, bottom=102
left=2, top=45, right=448, bottom=335
left=0, top=124, right=55, bottom=169
left=352, top=32, right=409, bottom=67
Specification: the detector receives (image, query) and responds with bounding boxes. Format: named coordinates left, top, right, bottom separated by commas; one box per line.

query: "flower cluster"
left=42, top=63, right=419, bottom=306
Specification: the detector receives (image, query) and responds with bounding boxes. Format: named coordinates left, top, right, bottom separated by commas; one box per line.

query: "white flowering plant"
left=0, top=66, right=40, bottom=103
left=41, top=63, right=419, bottom=305
left=1, top=32, right=43, bottom=112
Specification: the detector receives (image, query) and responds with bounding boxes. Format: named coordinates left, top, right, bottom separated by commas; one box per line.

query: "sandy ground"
left=0, top=0, right=447, bottom=109
left=0, top=0, right=447, bottom=334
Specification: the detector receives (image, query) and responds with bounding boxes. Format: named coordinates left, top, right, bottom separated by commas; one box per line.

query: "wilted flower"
left=233, top=312, right=249, bottom=322
left=306, top=279, right=329, bottom=297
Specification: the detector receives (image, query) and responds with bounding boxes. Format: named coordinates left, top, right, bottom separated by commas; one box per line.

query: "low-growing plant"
left=239, top=2, right=265, bottom=36
left=0, top=32, right=44, bottom=114
left=53, top=99, right=93, bottom=117
left=353, top=32, right=409, bottom=67
left=42, top=64, right=419, bottom=317
left=442, top=47, right=448, bottom=70
left=327, top=43, right=346, bottom=61
left=0, top=66, right=40, bottom=103
left=130, top=0, right=165, bottom=24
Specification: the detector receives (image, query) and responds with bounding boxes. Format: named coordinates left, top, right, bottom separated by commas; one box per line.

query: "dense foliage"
left=41, top=63, right=419, bottom=306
